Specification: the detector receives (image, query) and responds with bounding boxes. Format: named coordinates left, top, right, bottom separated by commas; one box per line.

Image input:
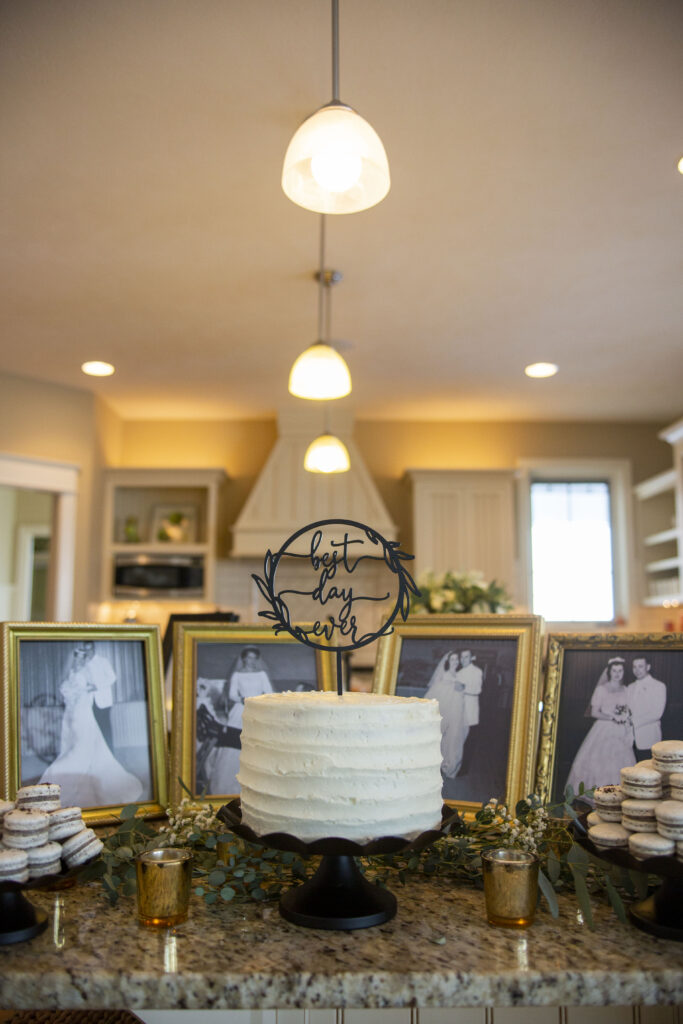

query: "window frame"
left=516, top=458, right=634, bottom=626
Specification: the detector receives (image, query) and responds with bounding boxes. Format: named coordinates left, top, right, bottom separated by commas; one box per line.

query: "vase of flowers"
left=410, top=570, right=514, bottom=614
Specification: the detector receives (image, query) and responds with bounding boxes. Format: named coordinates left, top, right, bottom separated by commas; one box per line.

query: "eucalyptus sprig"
left=83, top=797, right=311, bottom=908
left=83, top=787, right=648, bottom=927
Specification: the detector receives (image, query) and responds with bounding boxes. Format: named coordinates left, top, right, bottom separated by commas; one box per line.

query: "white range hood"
left=231, top=408, right=396, bottom=557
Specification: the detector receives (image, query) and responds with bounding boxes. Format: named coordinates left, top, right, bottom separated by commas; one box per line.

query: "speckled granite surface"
left=1, top=876, right=681, bottom=1010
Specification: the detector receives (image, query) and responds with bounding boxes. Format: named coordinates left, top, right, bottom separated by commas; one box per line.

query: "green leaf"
left=628, top=869, right=649, bottom=901
left=566, top=843, right=589, bottom=868
left=115, top=846, right=133, bottom=860
left=207, top=869, right=227, bottom=886
left=119, top=804, right=139, bottom=820
left=538, top=868, right=559, bottom=918
left=604, top=874, right=627, bottom=924
left=204, top=891, right=218, bottom=905
left=569, top=864, right=594, bottom=930
left=220, top=885, right=236, bottom=901
left=194, top=886, right=205, bottom=896
left=546, top=849, right=561, bottom=885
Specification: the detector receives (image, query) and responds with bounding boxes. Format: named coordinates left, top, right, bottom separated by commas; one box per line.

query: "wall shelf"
left=634, top=418, right=683, bottom=608
left=101, top=468, right=226, bottom=603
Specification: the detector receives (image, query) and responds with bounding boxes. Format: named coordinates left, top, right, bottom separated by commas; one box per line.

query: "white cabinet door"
left=407, top=469, right=518, bottom=601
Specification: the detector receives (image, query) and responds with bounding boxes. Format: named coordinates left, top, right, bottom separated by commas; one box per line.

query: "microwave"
left=113, top=553, right=204, bottom=598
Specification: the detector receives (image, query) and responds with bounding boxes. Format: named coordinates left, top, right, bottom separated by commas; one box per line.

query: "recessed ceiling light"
left=81, top=361, right=115, bottom=377
left=524, top=362, right=558, bottom=379
left=678, top=156, right=683, bottom=175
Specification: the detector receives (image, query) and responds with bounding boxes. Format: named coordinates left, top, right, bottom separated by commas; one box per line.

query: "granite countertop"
left=1, top=875, right=682, bottom=1010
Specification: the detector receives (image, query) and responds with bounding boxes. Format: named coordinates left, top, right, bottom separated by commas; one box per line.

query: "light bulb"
left=524, top=362, right=558, bottom=379
left=311, top=148, right=362, bottom=193
left=81, top=360, right=115, bottom=377
left=304, top=433, right=350, bottom=473
left=283, top=104, right=390, bottom=214
left=288, top=342, right=352, bottom=400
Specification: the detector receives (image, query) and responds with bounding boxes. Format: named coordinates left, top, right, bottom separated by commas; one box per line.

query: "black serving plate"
left=0, top=856, right=101, bottom=946
left=217, top=799, right=461, bottom=931
left=573, top=812, right=683, bottom=941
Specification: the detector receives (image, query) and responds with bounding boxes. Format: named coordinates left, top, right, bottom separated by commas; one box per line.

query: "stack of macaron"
left=0, top=782, right=103, bottom=885
left=586, top=740, right=683, bottom=861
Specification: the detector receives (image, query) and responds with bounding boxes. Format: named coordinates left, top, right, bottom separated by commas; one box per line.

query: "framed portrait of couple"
left=373, top=615, right=545, bottom=815
left=536, top=633, right=683, bottom=804
left=169, top=623, right=335, bottom=807
left=1, top=622, right=168, bottom=824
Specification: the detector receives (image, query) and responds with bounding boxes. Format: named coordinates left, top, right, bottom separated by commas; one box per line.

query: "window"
left=530, top=480, right=614, bottom=621
left=517, top=459, right=633, bottom=624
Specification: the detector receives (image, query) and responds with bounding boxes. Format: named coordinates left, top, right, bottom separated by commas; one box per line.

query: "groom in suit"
left=75, top=641, right=117, bottom=752
left=456, top=649, right=483, bottom=775
left=626, top=656, right=667, bottom=760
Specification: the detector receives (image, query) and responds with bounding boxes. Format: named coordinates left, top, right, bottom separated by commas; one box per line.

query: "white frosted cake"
left=237, top=690, right=443, bottom=842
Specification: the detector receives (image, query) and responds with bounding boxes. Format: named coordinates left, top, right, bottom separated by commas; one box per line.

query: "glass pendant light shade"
left=282, top=103, right=390, bottom=214
left=288, top=339, right=352, bottom=399
left=304, top=432, right=351, bottom=473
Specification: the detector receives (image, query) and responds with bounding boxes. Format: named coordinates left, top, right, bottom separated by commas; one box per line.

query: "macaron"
left=628, top=832, right=675, bottom=860
left=588, top=822, right=629, bottom=848
left=0, top=848, right=29, bottom=883
left=15, top=783, right=61, bottom=813
left=670, top=773, right=683, bottom=802
left=61, top=828, right=103, bottom=869
left=0, top=799, right=15, bottom=825
left=652, top=740, right=683, bottom=774
left=27, top=841, right=63, bottom=879
left=620, top=764, right=663, bottom=800
left=621, top=798, right=661, bottom=833
left=593, top=785, right=624, bottom=822
left=2, top=809, right=50, bottom=849
left=655, top=800, right=683, bottom=841
left=48, top=806, right=84, bottom=842
left=586, top=811, right=603, bottom=827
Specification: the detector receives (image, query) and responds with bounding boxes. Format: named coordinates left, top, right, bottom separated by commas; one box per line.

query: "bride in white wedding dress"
left=425, top=650, right=468, bottom=779
left=40, top=649, right=143, bottom=807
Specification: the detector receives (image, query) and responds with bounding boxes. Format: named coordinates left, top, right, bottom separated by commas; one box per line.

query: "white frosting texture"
left=237, top=691, right=443, bottom=842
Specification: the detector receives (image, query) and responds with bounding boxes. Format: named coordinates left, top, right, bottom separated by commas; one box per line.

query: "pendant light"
left=304, top=407, right=351, bottom=474
left=288, top=215, right=352, bottom=400
left=282, top=0, right=390, bottom=215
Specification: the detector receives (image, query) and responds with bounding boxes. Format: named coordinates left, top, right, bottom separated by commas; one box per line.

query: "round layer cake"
left=237, top=691, right=443, bottom=842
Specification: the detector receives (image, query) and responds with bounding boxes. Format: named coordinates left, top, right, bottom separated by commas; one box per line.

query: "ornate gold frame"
left=1, top=622, right=168, bottom=825
left=535, top=632, right=683, bottom=803
left=373, top=614, right=544, bottom=816
left=169, top=623, right=335, bottom=807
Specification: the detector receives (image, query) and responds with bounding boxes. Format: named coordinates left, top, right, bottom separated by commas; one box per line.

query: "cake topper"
left=253, top=518, right=420, bottom=694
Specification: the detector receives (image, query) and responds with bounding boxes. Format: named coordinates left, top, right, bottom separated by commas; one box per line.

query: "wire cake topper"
left=252, top=518, right=420, bottom=694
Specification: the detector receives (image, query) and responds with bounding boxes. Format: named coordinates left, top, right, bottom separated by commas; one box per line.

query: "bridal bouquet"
left=612, top=704, right=633, bottom=727
left=410, top=570, right=514, bottom=614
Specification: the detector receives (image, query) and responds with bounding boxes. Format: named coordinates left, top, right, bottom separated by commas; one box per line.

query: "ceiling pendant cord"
left=331, top=0, right=340, bottom=103
left=318, top=214, right=327, bottom=342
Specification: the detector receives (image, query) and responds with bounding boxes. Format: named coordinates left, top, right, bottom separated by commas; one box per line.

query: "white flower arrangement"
left=410, top=570, right=514, bottom=614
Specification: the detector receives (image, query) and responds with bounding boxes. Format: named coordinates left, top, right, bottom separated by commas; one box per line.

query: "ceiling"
left=1, top=0, right=681, bottom=422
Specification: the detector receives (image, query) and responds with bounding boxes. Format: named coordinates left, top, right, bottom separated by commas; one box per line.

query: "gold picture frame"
left=373, top=615, right=544, bottom=816
left=1, top=622, right=168, bottom=825
left=169, top=623, right=335, bottom=807
left=535, top=632, right=683, bottom=804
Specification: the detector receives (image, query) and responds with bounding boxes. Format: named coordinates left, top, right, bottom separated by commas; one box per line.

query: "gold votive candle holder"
left=481, top=848, right=539, bottom=929
left=135, top=849, right=192, bottom=928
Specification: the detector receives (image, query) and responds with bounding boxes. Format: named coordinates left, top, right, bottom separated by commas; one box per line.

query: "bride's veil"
left=425, top=651, right=454, bottom=696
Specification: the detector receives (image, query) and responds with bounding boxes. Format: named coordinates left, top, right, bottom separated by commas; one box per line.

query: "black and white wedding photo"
left=546, top=639, right=683, bottom=803
left=391, top=635, right=521, bottom=804
left=18, top=637, right=154, bottom=810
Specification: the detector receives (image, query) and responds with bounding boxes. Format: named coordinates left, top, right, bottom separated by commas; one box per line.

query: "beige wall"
left=353, top=419, right=673, bottom=551
left=0, top=370, right=675, bottom=618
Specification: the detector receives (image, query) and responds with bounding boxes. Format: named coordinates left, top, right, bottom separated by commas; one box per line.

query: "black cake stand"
left=218, top=799, right=461, bottom=931
left=0, top=858, right=98, bottom=946
left=573, top=813, right=683, bottom=942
